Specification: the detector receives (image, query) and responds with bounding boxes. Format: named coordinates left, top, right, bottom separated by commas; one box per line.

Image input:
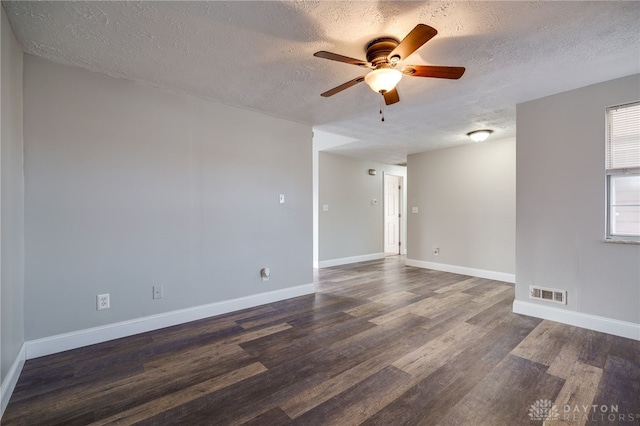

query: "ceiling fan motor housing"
left=365, top=37, right=399, bottom=66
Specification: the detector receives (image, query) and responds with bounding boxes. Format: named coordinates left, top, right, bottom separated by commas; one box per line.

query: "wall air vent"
left=529, top=286, right=567, bottom=305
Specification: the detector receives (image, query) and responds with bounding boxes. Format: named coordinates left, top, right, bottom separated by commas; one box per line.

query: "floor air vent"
left=529, top=286, right=567, bottom=305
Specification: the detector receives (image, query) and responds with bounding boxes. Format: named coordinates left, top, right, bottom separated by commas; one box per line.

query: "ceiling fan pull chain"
left=380, top=93, right=385, bottom=122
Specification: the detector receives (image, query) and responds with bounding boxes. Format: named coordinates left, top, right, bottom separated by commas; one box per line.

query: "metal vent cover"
left=529, top=286, right=567, bottom=305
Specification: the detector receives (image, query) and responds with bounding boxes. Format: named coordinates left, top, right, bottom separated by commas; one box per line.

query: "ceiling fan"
left=314, top=24, right=465, bottom=106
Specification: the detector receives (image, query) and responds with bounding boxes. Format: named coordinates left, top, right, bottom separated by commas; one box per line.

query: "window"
left=606, top=101, right=640, bottom=241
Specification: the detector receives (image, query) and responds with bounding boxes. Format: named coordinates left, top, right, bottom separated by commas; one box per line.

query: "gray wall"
left=1, top=5, right=25, bottom=391
left=318, top=152, right=406, bottom=263
left=23, top=55, right=312, bottom=340
left=312, top=130, right=360, bottom=267
left=516, top=74, right=640, bottom=324
left=406, top=137, right=516, bottom=276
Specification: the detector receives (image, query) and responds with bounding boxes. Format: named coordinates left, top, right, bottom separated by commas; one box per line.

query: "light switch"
left=412, top=207, right=419, bottom=213
left=279, top=194, right=285, bottom=204
left=371, top=199, right=378, bottom=206
left=322, top=204, right=329, bottom=211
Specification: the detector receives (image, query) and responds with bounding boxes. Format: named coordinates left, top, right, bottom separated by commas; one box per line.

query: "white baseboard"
left=317, top=253, right=385, bottom=268
left=1, top=343, right=26, bottom=418
left=405, top=259, right=516, bottom=283
left=513, top=300, right=640, bottom=341
left=25, top=283, right=314, bottom=360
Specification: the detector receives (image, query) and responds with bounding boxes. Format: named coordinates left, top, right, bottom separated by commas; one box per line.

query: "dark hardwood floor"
left=3, top=257, right=639, bottom=425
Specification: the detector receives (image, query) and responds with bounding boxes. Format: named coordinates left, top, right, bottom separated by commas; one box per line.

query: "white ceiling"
left=4, top=1, right=640, bottom=164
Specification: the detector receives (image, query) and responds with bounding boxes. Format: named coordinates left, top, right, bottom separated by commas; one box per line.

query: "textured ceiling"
left=4, top=1, right=640, bottom=164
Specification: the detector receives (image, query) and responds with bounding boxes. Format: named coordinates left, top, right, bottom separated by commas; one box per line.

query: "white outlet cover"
left=279, top=194, right=285, bottom=204
left=97, top=294, right=110, bottom=310
left=412, top=207, right=419, bottom=213
left=260, top=267, right=271, bottom=282
left=322, top=204, right=329, bottom=211
left=153, top=285, right=163, bottom=299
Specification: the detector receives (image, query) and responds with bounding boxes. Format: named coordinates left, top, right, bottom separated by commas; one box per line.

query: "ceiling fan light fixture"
left=364, top=68, right=402, bottom=94
left=467, top=129, right=493, bottom=142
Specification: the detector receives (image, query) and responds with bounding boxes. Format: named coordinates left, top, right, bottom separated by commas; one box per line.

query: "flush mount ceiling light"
left=364, top=67, right=402, bottom=94
left=467, top=129, right=493, bottom=142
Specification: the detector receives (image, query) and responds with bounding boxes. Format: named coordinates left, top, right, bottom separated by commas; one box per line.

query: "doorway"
left=384, top=174, right=402, bottom=255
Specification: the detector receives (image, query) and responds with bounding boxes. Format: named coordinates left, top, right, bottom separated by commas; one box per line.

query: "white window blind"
left=606, top=102, right=640, bottom=170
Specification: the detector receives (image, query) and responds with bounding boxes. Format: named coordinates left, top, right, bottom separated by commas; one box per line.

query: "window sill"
left=604, top=238, right=640, bottom=245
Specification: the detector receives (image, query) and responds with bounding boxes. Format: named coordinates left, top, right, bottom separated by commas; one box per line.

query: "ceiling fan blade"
left=402, top=65, right=466, bottom=79
left=320, top=76, right=366, bottom=97
left=388, top=24, right=438, bottom=61
left=314, top=51, right=370, bottom=68
left=383, top=87, right=400, bottom=105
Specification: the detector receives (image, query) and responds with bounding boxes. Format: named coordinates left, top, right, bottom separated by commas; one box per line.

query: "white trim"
left=317, top=253, right=385, bottom=268
left=1, top=343, right=26, bottom=418
left=513, top=300, right=640, bottom=341
left=25, top=283, right=314, bottom=360
left=405, top=259, right=516, bottom=283
left=603, top=238, right=640, bottom=245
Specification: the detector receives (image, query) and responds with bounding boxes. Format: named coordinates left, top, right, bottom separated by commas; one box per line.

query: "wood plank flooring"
left=3, top=257, right=639, bottom=425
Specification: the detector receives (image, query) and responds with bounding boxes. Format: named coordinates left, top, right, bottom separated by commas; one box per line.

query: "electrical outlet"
left=97, top=294, right=110, bottom=310
left=433, top=247, right=440, bottom=256
left=260, top=267, right=271, bottom=282
left=153, top=285, right=163, bottom=299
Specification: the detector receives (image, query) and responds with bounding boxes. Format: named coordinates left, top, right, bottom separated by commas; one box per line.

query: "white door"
left=384, top=174, right=401, bottom=255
